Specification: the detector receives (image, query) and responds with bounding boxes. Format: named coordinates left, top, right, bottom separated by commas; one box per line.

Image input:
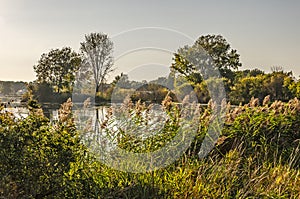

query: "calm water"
left=2, top=106, right=108, bottom=122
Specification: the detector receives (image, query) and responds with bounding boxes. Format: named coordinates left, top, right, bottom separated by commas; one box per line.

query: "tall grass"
left=73, top=95, right=300, bottom=198
left=1, top=96, right=300, bottom=198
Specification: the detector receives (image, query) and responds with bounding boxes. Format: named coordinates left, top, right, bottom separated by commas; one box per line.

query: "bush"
left=0, top=100, right=97, bottom=198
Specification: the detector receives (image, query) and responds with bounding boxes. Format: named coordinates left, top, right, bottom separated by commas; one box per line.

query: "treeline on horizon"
left=0, top=81, right=26, bottom=96
left=1, top=33, right=300, bottom=107
left=1, top=67, right=300, bottom=106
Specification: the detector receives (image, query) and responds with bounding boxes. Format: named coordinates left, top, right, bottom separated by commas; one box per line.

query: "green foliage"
left=230, top=75, right=266, bottom=104
left=171, top=53, right=203, bottom=84
left=170, top=34, right=299, bottom=106
left=131, top=84, right=174, bottom=103
left=195, top=35, right=242, bottom=72
left=26, top=81, right=71, bottom=105
left=221, top=97, right=300, bottom=166
left=110, top=73, right=176, bottom=104
left=171, top=34, right=241, bottom=85
left=90, top=97, right=300, bottom=198
left=0, top=100, right=92, bottom=198
left=33, top=47, right=81, bottom=94
left=230, top=71, right=295, bottom=104
left=4, top=30, right=300, bottom=198
left=110, top=67, right=300, bottom=107
left=116, top=96, right=181, bottom=153
left=1, top=94, right=300, bottom=198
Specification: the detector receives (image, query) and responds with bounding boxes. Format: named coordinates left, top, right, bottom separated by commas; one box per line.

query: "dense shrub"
left=0, top=100, right=98, bottom=198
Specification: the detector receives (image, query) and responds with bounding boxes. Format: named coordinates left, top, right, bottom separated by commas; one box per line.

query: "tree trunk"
left=96, top=85, right=99, bottom=93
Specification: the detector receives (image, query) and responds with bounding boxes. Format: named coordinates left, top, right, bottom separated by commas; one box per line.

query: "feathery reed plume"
left=123, top=95, right=133, bottom=109
left=83, top=97, right=91, bottom=108
left=249, top=97, right=259, bottom=108
left=162, top=94, right=172, bottom=112
left=270, top=100, right=284, bottom=114
left=101, top=107, right=113, bottom=129
left=263, top=95, right=271, bottom=106
left=58, top=98, right=73, bottom=123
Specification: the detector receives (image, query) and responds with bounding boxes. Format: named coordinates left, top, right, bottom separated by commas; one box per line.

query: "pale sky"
left=0, top=0, right=300, bottom=82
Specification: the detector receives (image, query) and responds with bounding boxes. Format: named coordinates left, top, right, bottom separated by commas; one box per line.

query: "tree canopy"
left=33, top=47, right=81, bottom=93
left=80, top=33, right=114, bottom=94
left=171, top=34, right=242, bottom=84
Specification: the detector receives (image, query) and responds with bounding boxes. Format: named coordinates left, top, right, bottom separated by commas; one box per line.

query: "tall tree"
left=171, top=34, right=242, bottom=84
left=34, top=47, right=81, bottom=93
left=80, top=33, right=114, bottom=95
left=194, top=34, right=241, bottom=73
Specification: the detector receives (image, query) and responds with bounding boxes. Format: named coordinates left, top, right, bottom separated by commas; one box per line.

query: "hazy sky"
left=0, top=0, right=300, bottom=82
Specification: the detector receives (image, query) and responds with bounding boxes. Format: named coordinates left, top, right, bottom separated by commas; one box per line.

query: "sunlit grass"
left=1, top=96, right=300, bottom=198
